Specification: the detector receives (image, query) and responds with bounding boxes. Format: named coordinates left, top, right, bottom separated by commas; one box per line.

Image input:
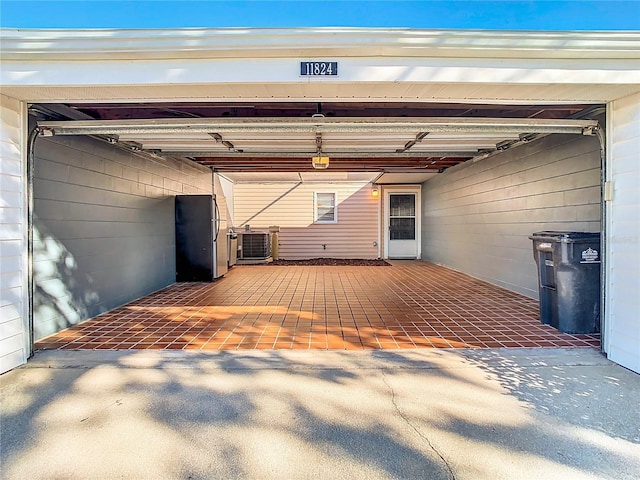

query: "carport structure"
left=1, top=28, right=639, bottom=374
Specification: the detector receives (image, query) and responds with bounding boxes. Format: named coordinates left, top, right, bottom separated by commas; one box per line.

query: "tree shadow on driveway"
left=1, top=348, right=639, bottom=479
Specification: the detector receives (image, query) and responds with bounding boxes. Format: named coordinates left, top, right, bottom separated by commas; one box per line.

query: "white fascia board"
left=1, top=28, right=639, bottom=61
left=2, top=57, right=640, bottom=88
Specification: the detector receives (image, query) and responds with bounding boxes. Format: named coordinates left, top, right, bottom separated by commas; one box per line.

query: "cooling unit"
left=237, top=231, right=272, bottom=264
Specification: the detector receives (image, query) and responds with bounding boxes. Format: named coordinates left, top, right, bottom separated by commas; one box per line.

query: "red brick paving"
left=35, top=261, right=601, bottom=351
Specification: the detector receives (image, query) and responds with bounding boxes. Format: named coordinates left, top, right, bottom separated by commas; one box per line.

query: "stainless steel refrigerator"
left=175, top=194, right=228, bottom=281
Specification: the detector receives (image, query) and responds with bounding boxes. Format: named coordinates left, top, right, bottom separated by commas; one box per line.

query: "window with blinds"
left=314, top=192, right=337, bottom=223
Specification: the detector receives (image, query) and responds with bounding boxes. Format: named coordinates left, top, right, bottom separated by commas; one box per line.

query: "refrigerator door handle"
left=214, top=200, right=221, bottom=242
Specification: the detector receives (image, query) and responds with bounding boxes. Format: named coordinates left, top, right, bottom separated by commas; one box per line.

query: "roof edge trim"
left=2, top=28, right=639, bottom=61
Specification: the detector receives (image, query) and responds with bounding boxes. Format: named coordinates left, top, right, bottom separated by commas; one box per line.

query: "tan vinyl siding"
left=234, top=182, right=378, bottom=259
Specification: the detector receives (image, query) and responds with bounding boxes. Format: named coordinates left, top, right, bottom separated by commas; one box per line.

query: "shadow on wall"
left=32, top=217, right=101, bottom=340
left=31, top=193, right=178, bottom=341
left=239, top=182, right=302, bottom=227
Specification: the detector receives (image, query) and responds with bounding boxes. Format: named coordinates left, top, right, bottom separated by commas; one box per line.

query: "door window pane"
left=390, top=218, right=416, bottom=240
left=390, top=194, right=415, bottom=217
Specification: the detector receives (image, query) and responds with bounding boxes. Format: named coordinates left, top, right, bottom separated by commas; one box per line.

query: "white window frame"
left=314, top=191, right=338, bottom=224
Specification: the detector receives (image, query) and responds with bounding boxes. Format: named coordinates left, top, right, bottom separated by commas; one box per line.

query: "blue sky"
left=1, top=1, right=639, bottom=30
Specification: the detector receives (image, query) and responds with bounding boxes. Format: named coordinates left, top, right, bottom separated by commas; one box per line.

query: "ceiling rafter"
left=196, top=156, right=471, bottom=172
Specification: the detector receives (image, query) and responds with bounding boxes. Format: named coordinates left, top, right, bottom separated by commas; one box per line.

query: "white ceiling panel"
left=376, top=172, right=439, bottom=184
left=222, top=172, right=302, bottom=183
left=300, top=171, right=380, bottom=182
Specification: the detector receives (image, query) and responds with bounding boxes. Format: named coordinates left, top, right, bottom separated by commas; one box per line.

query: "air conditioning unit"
left=237, top=231, right=272, bottom=264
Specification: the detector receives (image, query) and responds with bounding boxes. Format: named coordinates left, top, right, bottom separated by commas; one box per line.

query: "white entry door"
left=386, top=193, right=418, bottom=259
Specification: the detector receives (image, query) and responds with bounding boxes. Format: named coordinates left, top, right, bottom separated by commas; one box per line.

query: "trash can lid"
left=529, top=231, right=600, bottom=242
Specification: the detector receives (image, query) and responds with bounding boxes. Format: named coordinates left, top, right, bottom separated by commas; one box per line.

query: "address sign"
left=300, top=61, right=338, bottom=76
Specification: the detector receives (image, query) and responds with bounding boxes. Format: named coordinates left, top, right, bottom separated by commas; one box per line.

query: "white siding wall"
left=0, top=95, right=28, bottom=374
left=234, top=182, right=378, bottom=259
left=213, top=173, right=233, bottom=227
left=606, top=92, right=640, bottom=373
left=217, top=174, right=235, bottom=226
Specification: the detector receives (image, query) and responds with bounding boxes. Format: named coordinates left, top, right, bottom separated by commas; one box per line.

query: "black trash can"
left=529, top=231, right=601, bottom=334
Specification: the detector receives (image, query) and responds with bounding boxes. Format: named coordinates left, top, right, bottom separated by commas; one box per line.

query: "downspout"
left=26, top=126, right=40, bottom=358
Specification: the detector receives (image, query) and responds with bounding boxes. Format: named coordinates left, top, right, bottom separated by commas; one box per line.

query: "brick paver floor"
left=35, top=261, right=601, bottom=351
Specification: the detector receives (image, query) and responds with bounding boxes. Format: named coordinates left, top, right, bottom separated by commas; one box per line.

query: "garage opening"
left=27, top=101, right=604, bottom=351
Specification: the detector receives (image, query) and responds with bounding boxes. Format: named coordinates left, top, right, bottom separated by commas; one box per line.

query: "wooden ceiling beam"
left=192, top=155, right=472, bottom=172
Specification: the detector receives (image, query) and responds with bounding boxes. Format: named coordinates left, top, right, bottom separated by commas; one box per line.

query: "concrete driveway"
left=1, top=348, right=639, bottom=480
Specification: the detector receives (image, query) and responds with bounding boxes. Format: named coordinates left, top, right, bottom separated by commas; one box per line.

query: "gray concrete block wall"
left=32, top=132, right=212, bottom=340
left=421, top=134, right=602, bottom=298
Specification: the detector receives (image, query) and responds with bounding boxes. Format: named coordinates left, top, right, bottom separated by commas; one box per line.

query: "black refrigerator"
left=175, top=194, right=228, bottom=281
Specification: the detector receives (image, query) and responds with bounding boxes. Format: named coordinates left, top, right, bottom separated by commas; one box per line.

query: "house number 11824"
left=300, top=61, right=338, bottom=76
